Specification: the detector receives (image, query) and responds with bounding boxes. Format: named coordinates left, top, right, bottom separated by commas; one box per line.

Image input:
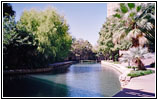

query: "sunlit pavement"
left=113, top=72, right=155, bottom=97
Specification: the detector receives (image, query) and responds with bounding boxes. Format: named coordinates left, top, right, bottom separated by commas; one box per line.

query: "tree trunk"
left=132, top=38, right=139, bottom=47
left=135, top=57, right=146, bottom=70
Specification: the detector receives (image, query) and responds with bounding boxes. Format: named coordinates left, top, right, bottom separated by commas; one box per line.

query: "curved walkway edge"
left=101, top=60, right=155, bottom=97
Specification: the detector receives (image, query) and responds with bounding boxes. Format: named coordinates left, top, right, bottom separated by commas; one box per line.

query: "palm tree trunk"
left=135, top=58, right=146, bottom=70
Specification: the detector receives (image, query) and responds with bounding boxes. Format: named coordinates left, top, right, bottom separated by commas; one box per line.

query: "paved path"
left=101, top=60, right=156, bottom=97
left=114, top=72, right=155, bottom=97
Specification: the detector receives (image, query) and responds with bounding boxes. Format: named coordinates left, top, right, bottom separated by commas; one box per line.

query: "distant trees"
left=69, top=38, right=95, bottom=61
left=3, top=6, right=72, bottom=69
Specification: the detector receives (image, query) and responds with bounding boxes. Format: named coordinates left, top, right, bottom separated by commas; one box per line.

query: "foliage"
left=112, top=3, right=147, bottom=47
left=98, top=3, right=155, bottom=62
left=97, top=17, right=131, bottom=61
left=3, top=17, right=38, bottom=69
left=112, top=3, right=155, bottom=51
left=128, top=69, right=153, bottom=77
left=127, top=66, right=137, bottom=69
left=19, top=7, right=72, bottom=63
left=98, top=18, right=114, bottom=53
left=136, top=3, right=155, bottom=52
left=119, top=46, right=152, bottom=70
left=69, top=38, right=94, bottom=60
left=3, top=7, right=72, bottom=69
left=3, top=3, right=15, bottom=17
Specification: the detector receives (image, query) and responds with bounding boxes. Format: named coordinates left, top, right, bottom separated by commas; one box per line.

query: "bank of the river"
left=3, top=61, right=76, bottom=75
left=101, top=61, right=131, bottom=87
left=101, top=60, right=155, bottom=97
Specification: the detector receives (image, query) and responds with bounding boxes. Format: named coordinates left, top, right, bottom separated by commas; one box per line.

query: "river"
left=3, top=63, right=121, bottom=97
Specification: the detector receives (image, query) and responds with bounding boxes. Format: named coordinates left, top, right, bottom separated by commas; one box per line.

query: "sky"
left=11, top=3, right=107, bottom=46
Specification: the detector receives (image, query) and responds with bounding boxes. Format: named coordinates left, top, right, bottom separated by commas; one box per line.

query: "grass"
left=127, top=66, right=137, bottom=70
left=127, top=69, right=154, bottom=78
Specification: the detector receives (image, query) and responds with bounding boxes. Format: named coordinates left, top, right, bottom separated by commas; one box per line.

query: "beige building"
left=107, top=3, right=119, bottom=17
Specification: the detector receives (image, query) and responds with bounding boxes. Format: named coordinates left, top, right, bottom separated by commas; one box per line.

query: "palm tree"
left=112, top=3, right=148, bottom=47
left=119, top=46, right=153, bottom=70
left=136, top=3, right=155, bottom=52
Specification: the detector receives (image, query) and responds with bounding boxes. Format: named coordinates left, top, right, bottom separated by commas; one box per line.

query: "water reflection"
left=3, top=63, right=121, bottom=97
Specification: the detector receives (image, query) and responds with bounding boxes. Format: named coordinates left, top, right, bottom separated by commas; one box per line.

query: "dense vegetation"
left=3, top=3, right=155, bottom=71
left=69, top=38, right=96, bottom=61
left=98, top=3, right=155, bottom=70
left=3, top=4, right=72, bottom=69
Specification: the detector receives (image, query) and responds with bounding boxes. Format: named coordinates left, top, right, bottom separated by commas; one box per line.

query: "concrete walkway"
left=114, top=72, right=155, bottom=97
left=113, top=66, right=155, bottom=97
left=125, top=72, right=155, bottom=93
left=101, top=60, right=156, bottom=97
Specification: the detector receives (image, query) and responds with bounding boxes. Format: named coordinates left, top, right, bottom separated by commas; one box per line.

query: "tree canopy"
left=97, top=3, right=155, bottom=61
left=19, top=7, right=72, bottom=63
left=69, top=38, right=95, bottom=60
left=3, top=3, right=15, bottom=17
left=3, top=7, right=72, bottom=69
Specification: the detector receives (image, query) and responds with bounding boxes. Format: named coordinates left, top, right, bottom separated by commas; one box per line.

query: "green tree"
left=3, top=3, right=15, bottom=17
left=3, top=17, right=37, bottom=69
left=98, top=17, right=131, bottom=61
left=19, top=7, right=72, bottom=64
left=70, top=38, right=94, bottom=60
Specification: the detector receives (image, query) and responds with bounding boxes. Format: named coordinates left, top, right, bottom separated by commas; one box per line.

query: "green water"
left=3, top=63, right=121, bottom=97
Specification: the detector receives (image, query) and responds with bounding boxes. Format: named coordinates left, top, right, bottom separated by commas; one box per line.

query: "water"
left=3, top=63, right=121, bottom=97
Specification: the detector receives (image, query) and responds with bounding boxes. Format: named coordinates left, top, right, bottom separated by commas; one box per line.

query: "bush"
left=3, top=17, right=38, bottom=69
left=128, top=69, right=153, bottom=77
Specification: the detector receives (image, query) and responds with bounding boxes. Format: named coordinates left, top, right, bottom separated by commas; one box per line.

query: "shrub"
left=128, top=69, right=153, bottom=77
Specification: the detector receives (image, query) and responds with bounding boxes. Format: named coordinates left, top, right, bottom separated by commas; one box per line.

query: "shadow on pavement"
left=113, top=88, right=155, bottom=97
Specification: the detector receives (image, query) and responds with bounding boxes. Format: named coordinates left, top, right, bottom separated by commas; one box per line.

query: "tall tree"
left=19, top=7, right=72, bottom=64
left=3, top=3, right=15, bottom=17
left=136, top=3, right=155, bottom=52
left=98, top=17, right=131, bottom=61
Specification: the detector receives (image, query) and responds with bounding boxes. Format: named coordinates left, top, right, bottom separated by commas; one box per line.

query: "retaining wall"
left=3, top=61, right=76, bottom=75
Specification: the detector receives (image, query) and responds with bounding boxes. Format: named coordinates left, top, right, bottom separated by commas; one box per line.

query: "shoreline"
left=3, top=61, right=76, bottom=75
left=101, top=60, right=131, bottom=87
